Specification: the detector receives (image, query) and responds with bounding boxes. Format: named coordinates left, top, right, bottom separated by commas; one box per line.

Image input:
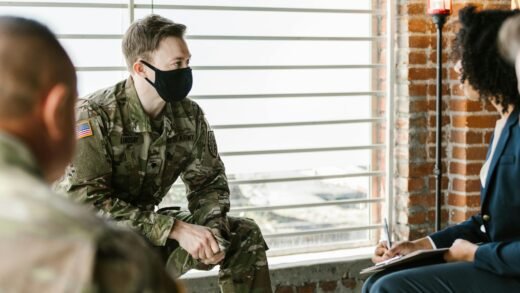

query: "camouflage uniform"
left=0, top=132, right=179, bottom=293
left=55, top=77, right=272, bottom=293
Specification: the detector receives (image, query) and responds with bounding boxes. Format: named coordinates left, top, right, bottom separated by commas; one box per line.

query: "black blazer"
left=430, top=108, right=520, bottom=277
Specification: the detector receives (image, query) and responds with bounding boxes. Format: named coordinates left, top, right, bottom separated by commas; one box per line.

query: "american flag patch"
left=76, top=120, right=93, bottom=139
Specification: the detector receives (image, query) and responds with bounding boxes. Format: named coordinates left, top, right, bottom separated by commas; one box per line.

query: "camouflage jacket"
left=0, top=132, right=178, bottom=293
left=55, top=77, right=230, bottom=247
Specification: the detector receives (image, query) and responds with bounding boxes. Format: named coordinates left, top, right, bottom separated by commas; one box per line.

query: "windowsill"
left=180, top=246, right=373, bottom=279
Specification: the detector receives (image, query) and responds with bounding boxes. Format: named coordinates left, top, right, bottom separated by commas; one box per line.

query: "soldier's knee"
left=241, top=218, right=263, bottom=239
left=231, top=217, right=266, bottom=246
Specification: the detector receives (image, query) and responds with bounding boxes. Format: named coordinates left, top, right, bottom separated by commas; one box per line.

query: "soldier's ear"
left=132, top=61, right=147, bottom=78
left=41, top=83, right=70, bottom=141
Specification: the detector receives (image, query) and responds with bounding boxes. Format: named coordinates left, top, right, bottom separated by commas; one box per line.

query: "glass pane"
left=77, top=71, right=128, bottom=96
left=189, top=40, right=372, bottom=66
left=214, top=123, right=373, bottom=152
left=61, top=39, right=125, bottom=67
left=135, top=9, right=371, bottom=37
left=198, top=96, right=372, bottom=125
left=191, top=69, right=371, bottom=95
left=229, top=177, right=371, bottom=208
left=0, top=7, right=129, bottom=35
left=221, top=150, right=373, bottom=176
left=134, top=0, right=372, bottom=10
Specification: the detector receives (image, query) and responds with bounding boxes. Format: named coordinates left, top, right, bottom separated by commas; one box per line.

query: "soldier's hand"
left=170, top=220, right=221, bottom=261
left=200, top=251, right=226, bottom=265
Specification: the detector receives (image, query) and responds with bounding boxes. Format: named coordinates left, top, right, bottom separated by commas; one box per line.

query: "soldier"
left=0, top=16, right=180, bottom=292
left=55, top=14, right=272, bottom=292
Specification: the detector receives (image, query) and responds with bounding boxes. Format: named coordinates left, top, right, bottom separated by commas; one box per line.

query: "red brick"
left=449, top=162, right=483, bottom=176
left=408, top=162, right=435, bottom=177
left=409, top=115, right=428, bottom=128
left=408, top=177, right=426, bottom=191
left=452, top=146, right=488, bottom=161
left=484, top=131, right=493, bottom=144
left=452, top=114, right=497, bottom=129
left=341, top=277, right=357, bottom=290
left=427, top=82, right=450, bottom=96
left=409, top=51, right=428, bottom=65
left=449, top=99, right=482, bottom=112
left=409, top=18, right=433, bottom=33
left=276, top=285, right=295, bottom=293
left=448, top=193, right=481, bottom=208
left=410, top=99, right=429, bottom=112
left=428, top=145, right=447, bottom=159
left=485, top=102, right=498, bottom=112
left=409, top=194, right=436, bottom=207
left=484, top=3, right=511, bottom=9
left=428, top=51, right=449, bottom=64
left=409, top=84, right=428, bottom=96
left=452, top=178, right=482, bottom=193
left=409, top=68, right=437, bottom=80
left=428, top=175, right=450, bottom=190
left=428, top=115, right=450, bottom=128
left=468, top=115, right=499, bottom=128
left=297, top=283, right=315, bottom=293
left=408, top=211, right=427, bottom=225
left=450, top=209, right=471, bottom=223
left=450, top=209, right=478, bottom=224
left=427, top=208, right=449, bottom=222
left=450, top=130, right=482, bottom=144
left=402, top=3, right=426, bottom=15
left=409, top=35, right=435, bottom=49
left=319, top=281, right=337, bottom=292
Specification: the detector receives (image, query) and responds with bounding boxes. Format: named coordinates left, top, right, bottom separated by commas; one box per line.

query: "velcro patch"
left=76, top=120, right=93, bottom=139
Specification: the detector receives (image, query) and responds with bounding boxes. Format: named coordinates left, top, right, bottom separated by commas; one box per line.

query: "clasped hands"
left=170, top=220, right=226, bottom=265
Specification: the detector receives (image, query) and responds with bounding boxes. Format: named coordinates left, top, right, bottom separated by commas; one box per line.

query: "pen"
left=384, top=218, right=392, bottom=248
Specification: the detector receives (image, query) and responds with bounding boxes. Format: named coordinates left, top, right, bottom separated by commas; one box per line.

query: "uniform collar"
left=0, top=131, right=43, bottom=179
left=124, top=77, right=174, bottom=133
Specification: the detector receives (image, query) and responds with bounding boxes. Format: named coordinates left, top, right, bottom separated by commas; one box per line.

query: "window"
left=1, top=0, right=393, bottom=256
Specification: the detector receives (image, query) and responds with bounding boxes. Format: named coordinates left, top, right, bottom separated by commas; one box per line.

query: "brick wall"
left=394, top=0, right=510, bottom=241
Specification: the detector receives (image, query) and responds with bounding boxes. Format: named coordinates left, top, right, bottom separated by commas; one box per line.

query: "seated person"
left=0, top=16, right=179, bottom=292
left=364, top=6, right=520, bottom=292
left=54, top=14, right=272, bottom=292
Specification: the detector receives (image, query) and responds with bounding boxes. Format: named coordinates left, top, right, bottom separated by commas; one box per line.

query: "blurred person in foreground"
left=0, top=15, right=180, bottom=292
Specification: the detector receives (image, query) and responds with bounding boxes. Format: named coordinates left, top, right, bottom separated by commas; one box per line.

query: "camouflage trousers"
left=157, top=210, right=272, bottom=293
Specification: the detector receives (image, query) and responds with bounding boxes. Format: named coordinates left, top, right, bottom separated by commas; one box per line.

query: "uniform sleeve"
left=428, top=214, right=488, bottom=248
left=54, top=104, right=175, bottom=246
left=181, top=107, right=231, bottom=242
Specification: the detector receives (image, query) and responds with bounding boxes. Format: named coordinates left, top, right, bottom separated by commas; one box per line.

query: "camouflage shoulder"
left=76, top=79, right=126, bottom=125
left=175, top=98, right=205, bottom=119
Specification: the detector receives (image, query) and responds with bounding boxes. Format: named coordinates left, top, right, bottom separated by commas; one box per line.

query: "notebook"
left=360, top=248, right=449, bottom=275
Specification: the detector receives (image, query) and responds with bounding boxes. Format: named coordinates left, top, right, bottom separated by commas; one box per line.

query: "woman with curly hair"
left=363, top=6, right=520, bottom=292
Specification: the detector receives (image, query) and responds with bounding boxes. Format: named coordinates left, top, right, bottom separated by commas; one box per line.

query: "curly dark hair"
left=453, top=6, right=520, bottom=111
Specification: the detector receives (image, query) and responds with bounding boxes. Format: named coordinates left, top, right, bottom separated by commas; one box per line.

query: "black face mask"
left=141, top=60, right=193, bottom=103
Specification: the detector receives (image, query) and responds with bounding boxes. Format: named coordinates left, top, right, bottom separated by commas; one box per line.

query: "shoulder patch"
left=76, top=120, right=93, bottom=139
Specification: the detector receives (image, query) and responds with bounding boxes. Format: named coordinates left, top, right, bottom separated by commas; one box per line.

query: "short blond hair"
left=122, top=15, right=186, bottom=71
